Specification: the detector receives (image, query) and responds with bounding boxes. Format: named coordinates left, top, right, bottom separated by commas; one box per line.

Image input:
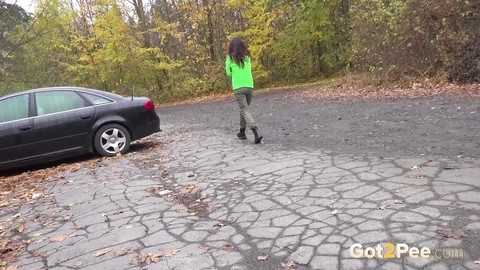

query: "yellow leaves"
left=225, top=0, right=250, bottom=9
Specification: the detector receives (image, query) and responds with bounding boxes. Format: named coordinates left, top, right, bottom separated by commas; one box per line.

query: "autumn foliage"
left=0, top=0, right=478, bottom=101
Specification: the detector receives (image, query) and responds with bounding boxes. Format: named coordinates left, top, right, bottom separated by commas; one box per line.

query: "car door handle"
left=80, top=115, right=91, bottom=119
left=19, top=125, right=32, bottom=131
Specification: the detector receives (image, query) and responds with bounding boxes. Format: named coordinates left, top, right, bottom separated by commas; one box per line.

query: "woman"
left=226, top=37, right=263, bottom=144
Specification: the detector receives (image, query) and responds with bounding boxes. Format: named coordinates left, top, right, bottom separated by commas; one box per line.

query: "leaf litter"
left=165, top=248, right=180, bottom=257
left=115, top=246, right=131, bottom=256
left=281, top=260, right=296, bottom=270
left=0, top=138, right=163, bottom=266
left=131, top=253, right=162, bottom=265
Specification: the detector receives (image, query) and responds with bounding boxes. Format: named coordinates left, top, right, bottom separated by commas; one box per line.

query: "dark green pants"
left=234, top=88, right=256, bottom=129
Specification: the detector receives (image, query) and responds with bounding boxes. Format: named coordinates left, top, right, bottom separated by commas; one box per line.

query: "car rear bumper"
left=133, top=118, right=161, bottom=140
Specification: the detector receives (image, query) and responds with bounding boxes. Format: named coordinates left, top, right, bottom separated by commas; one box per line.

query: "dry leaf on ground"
left=281, top=260, right=296, bottom=270
left=131, top=253, right=162, bottom=265
left=165, top=248, right=180, bottom=257
left=257, top=255, right=269, bottom=261
left=16, top=224, right=25, bottom=233
left=50, top=235, right=67, bottom=242
left=93, top=248, right=112, bottom=257
left=115, top=247, right=131, bottom=256
left=474, top=259, right=480, bottom=264
left=0, top=240, right=27, bottom=265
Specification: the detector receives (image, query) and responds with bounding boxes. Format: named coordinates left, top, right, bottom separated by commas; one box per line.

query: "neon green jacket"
left=225, top=56, right=254, bottom=90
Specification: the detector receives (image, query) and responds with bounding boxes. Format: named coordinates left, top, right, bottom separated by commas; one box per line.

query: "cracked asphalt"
left=2, top=88, right=480, bottom=270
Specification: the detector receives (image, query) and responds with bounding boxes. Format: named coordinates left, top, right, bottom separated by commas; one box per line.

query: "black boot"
left=237, top=128, right=247, bottom=140
left=251, top=127, right=263, bottom=144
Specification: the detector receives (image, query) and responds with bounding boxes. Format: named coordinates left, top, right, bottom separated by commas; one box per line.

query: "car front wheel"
left=94, top=124, right=131, bottom=157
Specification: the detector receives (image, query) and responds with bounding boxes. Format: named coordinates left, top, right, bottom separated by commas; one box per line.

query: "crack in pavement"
left=2, top=124, right=479, bottom=270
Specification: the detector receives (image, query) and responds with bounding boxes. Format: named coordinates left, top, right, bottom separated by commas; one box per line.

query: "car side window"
left=0, top=95, right=30, bottom=123
left=81, top=93, right=113, bottom=105
left=36, top=91, right=88, bottom=116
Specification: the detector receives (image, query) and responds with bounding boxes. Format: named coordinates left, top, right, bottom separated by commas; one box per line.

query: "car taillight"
left=144, top=99, right=155, bottom=111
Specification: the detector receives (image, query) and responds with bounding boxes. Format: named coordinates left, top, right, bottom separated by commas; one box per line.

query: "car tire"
left=94, top=124, right=131, bottom=157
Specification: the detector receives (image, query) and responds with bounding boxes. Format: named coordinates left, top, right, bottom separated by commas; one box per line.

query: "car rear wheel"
left=94, top=124, right=131, bottom=157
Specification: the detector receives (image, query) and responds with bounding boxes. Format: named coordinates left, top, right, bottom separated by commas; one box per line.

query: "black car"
left=0, top=87, right=161, bottom=171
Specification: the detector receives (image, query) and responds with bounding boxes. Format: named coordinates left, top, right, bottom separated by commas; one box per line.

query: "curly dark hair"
left=228, top=37, right=251, bottom=68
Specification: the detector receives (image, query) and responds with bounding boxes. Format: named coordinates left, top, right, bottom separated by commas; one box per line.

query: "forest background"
left=0, top=0, right=478, bottom=102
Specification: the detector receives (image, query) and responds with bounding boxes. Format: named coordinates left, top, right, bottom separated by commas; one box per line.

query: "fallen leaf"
left=213, top=223, right=226, bottom=228
left=436, top=228, right=467, bottom=239
left=281, top=260, right=296, bottom=270
left=394, top=200, right=404, bottom=204
left=257, top=255, right=269, bottom=261
left=165, top=248, right=180, bottom=257
left=115, top=247, right=131, bottom=256
left=17, top=224, right=25, bottom=233
left=131, top=252, right=162, bottom=265
left=146, top=253, right=162, bottom=263
left=474, top=259, right=480, bottom=264
left=93, top=248, right=112, bottom=257
left=411, top=165, right=420, bottom=170
left=63, top=216, right=72, bottom=221
left=223, top=243, right=235, bottom=251
left=186, top=183, right=196, bottom=191
left=51, top=235, right=67, bottom=242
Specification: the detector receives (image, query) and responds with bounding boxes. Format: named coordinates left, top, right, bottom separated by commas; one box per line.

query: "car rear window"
left=81, top=93, right=113, bottom=105
left=36, top=91, right=88, bottom=116
left=0, top=95, right=29, bottom=123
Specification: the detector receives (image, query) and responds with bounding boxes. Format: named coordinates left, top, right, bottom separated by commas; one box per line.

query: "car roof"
left=0, top=86, right=127, bottom=101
